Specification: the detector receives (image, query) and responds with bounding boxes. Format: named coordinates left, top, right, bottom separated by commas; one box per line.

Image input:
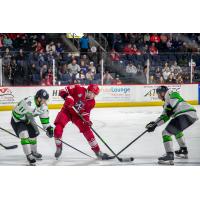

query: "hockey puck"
left=130, top=157, right=134, bottom=161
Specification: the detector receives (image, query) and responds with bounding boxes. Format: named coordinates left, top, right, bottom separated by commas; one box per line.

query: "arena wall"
left=0, top=84, right=199, bottom=111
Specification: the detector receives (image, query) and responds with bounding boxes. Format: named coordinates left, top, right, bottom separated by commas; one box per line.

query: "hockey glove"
left=64, top=96, right=75, bottom=108
left=46, top=126, right=54, bottom=138
left=59, top=89, right=68, bottom=100
left=146, top=121, right=157, bottom=132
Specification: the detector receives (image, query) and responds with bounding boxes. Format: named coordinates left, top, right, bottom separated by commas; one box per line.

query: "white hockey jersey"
left=12, top=96, right=50, bottom=130
left=156, top=90, right=198, bottom=126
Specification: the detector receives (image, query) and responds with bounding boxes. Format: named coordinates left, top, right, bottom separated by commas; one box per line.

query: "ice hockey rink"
left=0, top=106, right=200, bottom=166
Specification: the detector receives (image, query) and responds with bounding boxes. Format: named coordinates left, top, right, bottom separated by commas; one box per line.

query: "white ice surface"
left=0, top=106, right=200, bottom=166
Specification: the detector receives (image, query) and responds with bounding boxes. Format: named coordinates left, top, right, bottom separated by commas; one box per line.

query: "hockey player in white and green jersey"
left=145, top=86, right=198, bottom=165
left=11, top=89, right=54, bottom=165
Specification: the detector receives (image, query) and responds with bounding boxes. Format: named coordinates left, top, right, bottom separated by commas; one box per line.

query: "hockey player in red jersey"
left=54, top=84, right=110, bottom=160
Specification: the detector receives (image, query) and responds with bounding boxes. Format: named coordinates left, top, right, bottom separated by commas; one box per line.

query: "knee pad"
left=162, top=129, right=172, bottom=143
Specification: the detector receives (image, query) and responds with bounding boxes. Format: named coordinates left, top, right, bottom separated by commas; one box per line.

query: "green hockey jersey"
left=12, top=96, right=50, bottom=130
left=156, top=90, right=198, bottom=126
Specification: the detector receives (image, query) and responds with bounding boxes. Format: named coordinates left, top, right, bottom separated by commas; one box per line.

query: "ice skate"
left=158, top=152, right=174, bottom=165
left=95, top=151, right=111, bottom=160
left=32, top=151, right=42, bottom=160
left=55, top=146, right=62, bottom=159
left=26, top=154, right=36, bottom=166
left=175, top=147, right=188, bottom=159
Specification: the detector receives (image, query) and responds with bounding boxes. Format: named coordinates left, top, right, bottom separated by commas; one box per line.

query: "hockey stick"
left=35, top=124, right=94, bottom=159
left=0, top=143, right=18, bottom=150
left=0, top=126, right=19, bottom=138
left=72, top=106, right=134, bottom=163
left=0, top=127, right=18, bottom=149
left=111, top=119, right=162, bottom=158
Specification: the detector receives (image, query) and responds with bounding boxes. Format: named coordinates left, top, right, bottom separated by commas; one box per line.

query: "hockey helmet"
left=87, top=84, right=100, bottom=95
left=35, top=89, right=49, bottom=100
left=156, top=86, right=169, bottom=94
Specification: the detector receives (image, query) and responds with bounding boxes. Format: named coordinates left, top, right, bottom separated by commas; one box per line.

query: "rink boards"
left=0, top=84, right=199, bottom=111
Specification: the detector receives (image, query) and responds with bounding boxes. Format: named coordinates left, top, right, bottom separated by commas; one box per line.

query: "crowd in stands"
left=0, top=33, right=200, bottom=86
left=105, top=33, right=200, bottom=84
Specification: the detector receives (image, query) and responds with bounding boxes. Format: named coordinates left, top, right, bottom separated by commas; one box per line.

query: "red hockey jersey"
left=59, top=84, right=95, bottom=121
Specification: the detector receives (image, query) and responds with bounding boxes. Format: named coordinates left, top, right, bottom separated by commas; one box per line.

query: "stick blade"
left=0, top=144, right=18, bottom=150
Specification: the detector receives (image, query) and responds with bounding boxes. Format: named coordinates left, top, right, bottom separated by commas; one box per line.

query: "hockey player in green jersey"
left=11, top=89, right=54, bottom=165
left=145, top=86, right=198, bottom=165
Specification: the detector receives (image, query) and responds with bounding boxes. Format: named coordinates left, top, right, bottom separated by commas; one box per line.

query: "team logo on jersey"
left=75, top=100, right=85, bottom=111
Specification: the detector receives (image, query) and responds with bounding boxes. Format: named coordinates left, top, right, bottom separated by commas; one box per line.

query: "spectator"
left=46, top=41, right=56, bottom=53
left=132, top=45, right=142, bottom=55
left=176, top=74, right=184, bottom=84
left=47, top=68, right=53, bottom=84
left=162, top=63, right=171, bottom=81
left=144, top=33, right=150, bottom=44
left=155, top=67, right=162, bottom=82
left=29, top=63, right=39, bottom=83
left=80, top=54, right=90, bottom=65
left=35, top=42, right=44, bottom=53
left=142, top=44, right=149, bottom=54
left=150, top=34, right=160, bottom=43
left=16, top=48, right=26, bottom=61
left=75, top=70, right=86, bottom=83
left=88, top=61, right=96, bottom=74
left=166, top=37, right=173, bottom=51
left=112, top=74, right=122, bottom=85
left=159, top=76, right=165, bottom=84
left=80, top=60, right=89, bottom=75
left=110, top=49, right=120, bottom=61
left=160, top=34, right=168, bottom=43
left=3, top=35, right=13, bottom=48
left=68, top=59, right=81, bottom=76
left=103, top=70, right=114, bottom=84
left=79, top=33, right=90, bottom=56
left=123, top=43, right=134, bottom=55
left=41, top=72, right=52, bottom=86
left=56, top=42, right=64, bottom=53
left=171, top=61, right=182, bottom=74
left=39, top=35, right=47, bottom=48
left=113, top=33, right=123, bottom=52
left=149, top=75, right=156, bottom=84
left=40, top=64, right=48, bottom=80
left=11, top=59, right=25, bottom=85
left=126, top=62, right=137, bottom=74
left=149, top=43, right=158, bottom=55
left=167, top=73, right=176, bottom=83
left=3, top=48, right=12, bottom=66
left=86, top=69, right=95, bottom=82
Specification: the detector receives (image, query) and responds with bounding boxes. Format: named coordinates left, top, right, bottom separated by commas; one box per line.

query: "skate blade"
left=27, top=163, right=36, bottom=166
left=175, top=154, right=188, bottom=159
left=158, top=160, right=174, bottom=165
left=33, top=157, right=42, bottom=161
